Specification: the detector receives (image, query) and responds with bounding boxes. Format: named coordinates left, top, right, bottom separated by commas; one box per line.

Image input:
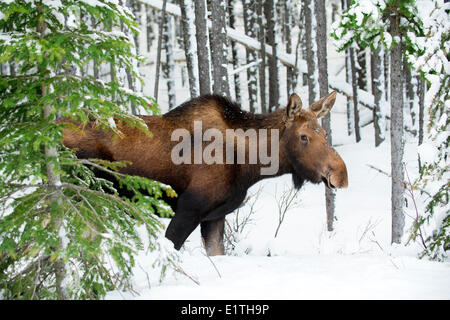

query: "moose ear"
left=309, top=91, right=337, bottom=118
left=286, top=93, right=303, bottom=122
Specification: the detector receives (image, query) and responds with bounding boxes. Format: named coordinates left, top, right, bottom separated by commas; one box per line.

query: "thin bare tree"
left=194, top=0, right=211, bottom=95
left=209, top=0, right=230, bottom=97
left=315, top=0, right=335, bottom=231
left=179, top=0, right=200, bottom=98
left=154, top=0, right=167, bottom=101
left=390, top=9, right=405, bottom=244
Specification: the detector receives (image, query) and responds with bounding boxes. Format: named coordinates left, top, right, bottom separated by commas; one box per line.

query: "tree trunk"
left=9, top=60, right=15, bottom=76
left=292, top=1, right=305, bottom=92
left=179, top=0, right=199, bottom=98
left=404, top=59, right=416, bottom=131
left=264, top=0, right=279, bottom=112
left=417, top=77, right=425, bottom=146
left=128, top=0, right=141, bottom=63
left=284, top=0, right=294, bottom=96
left=43, top=94, right=68, bottom=301
left=384, top=49, right=390, bottom=102
left=357, top=46, right=367, bottom=90
left=37, top=8, right=68, bottom=299
left=417, top=77, right=425, bottom=170
left=154, top=0, right=167, bottom=101
left=257, top=0, right=267, bottom=113
left=163, top=14, right=176, bottom=109
left=126, top=68, right=137, bottom=114
left=293, top=25, right=302, bottom=91
left=342, top=0, right=353, bottom=136
left=390, top=11, right=405, bottom=245
left=343, top=0, right=360, bottom=142
left=300, top=1, right=308, bottom=86
left=315, top=0, right=335, bottom=232
left=194, top=0, right=211, bottom=95
left=345, top=48, right=354, bottom=135
left=124, top=2, right=138, bottom=115
left=349, top=46, right=361, bottom=142
left=242, top=0, right=258, bottom=112
left=371, top=46, right=386, bottom=146
left=305, top=0, right=318, bottom=105
left=209, top=0, right=230, bottom=97
left=146, top=5, right=155, bottom=53
left=228, top=0, right=241, bottom=104
left=331, top=2, right=338, bottom=23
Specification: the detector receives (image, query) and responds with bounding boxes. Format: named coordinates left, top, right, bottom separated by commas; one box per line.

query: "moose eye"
left=300, top=135, right=308, bottom=142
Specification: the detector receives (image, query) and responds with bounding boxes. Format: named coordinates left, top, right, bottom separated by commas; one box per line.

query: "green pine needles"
left=331, top=0, right=423, bottom=54
left=0, top=0, right=176, bottom=299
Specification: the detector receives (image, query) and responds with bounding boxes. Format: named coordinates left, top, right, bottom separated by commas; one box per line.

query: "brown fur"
left=61, top=93, right=348, bottom=255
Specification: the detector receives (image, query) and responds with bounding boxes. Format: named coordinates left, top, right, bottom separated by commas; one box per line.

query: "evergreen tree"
left=331, top=0, right=421, bottom=244
left=332, top=0, right=448, bottom=252
left=407, top=0, right=449, bottom=261
left=333, top=0, right=420, bottom=243
left=0, top=0, right=176, bottom=299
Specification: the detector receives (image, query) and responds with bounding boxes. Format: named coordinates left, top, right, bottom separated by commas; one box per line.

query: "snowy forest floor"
left=106, top=95, right=450, bottom=300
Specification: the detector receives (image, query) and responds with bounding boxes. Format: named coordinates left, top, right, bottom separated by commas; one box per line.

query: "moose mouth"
left=321, top=173, right=336, bottom=190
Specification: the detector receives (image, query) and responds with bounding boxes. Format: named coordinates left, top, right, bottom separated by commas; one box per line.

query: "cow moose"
left=62, top=91, right=348, bottom=256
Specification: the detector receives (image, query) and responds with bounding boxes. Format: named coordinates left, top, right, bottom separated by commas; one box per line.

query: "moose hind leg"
left=201, top=217, right=225, bottom=256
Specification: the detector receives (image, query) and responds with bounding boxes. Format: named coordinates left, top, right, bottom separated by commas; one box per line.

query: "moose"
left=62, top=91, right=348, bottom=256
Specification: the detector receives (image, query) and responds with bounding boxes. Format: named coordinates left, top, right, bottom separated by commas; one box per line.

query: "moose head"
left=281, top=91, right=348, bottom=190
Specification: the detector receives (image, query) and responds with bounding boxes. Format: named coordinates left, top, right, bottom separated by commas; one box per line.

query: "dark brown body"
left=62, top=93, right=348, bottom=255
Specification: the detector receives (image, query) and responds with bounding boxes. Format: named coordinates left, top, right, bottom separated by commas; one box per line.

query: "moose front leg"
left=165, top=212, right=201, bottom=250
left=201, top=217, right=225, bottom=256
left=165, top=188, right=217, bottom=251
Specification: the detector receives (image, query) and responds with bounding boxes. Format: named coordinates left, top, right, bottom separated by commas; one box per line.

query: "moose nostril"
left=321, top=171, right=337, bottom=189
left=326, top=168, right=348, bottom=189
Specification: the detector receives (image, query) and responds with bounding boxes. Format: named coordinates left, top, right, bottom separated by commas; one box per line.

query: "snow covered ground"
left=105, top=100, right=450, bottom=300
left=109, top=253, right=450, bottom=299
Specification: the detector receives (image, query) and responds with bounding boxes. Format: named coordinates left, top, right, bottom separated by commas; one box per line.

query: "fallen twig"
left=173, top=266, right=201, bottom=286
left=203, top=252, right=222, bottom=279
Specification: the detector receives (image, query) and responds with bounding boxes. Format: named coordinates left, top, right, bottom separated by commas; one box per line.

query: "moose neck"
left=234, top=109, right=294, bottom=189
